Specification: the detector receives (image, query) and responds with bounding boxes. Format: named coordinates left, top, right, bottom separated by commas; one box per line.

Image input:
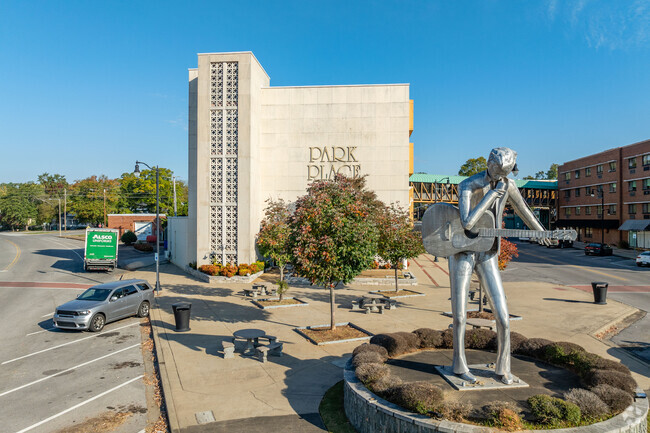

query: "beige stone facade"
left=171, top=51, right=413, bottom=268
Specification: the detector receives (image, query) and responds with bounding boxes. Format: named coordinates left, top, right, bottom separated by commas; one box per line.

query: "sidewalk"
left=130, top=255, right=649, bottom=433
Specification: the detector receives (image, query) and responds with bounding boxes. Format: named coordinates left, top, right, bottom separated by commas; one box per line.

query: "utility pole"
left=103, top=188, right=107, bottom=227
left=173, top=176, right=177, bottom=217
left=58, top=198, right=62, bottom=237
left=64, top=189, right=67, bottom=232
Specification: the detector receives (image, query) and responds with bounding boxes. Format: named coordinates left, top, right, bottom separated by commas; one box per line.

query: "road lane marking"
left=41, top=312, right=53, bottom=318
left=26, top=328, right=55, bottom=336
left=14, top=375, right=143, bottom=433
left=1, top=322, right=139, bottom=365
left=0, top=344, right=139, bottom=397
left=0, top=286, right=87, bottom=291
left=1, top=238, right=21, bottom=271
left=41, top=236, right=84, bottom=261
left=517, top=249, right=630, bottom=282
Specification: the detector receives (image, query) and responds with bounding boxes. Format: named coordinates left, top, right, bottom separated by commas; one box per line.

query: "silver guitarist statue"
left=423, top=148, right=564, bottom=385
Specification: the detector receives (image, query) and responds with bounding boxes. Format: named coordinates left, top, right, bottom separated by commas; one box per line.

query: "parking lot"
left=0, top=233, right=149, bottom=433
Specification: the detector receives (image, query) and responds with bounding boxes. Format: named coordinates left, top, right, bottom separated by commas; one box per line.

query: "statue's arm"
left=507, top=181, right=545, bottom=231
left=459, top=179, right=504, bottom=231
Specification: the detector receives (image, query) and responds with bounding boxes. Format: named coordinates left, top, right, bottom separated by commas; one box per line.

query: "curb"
left=591, top=307, right=642, bottom=339
left=150, top=297, right=181, bottom=433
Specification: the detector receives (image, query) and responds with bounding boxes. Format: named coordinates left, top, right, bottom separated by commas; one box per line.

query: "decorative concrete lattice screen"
left=209, top=61, right=238, bottom=265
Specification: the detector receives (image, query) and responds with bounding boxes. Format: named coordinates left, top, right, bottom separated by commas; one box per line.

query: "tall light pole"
left=134, top=161, right=161, bottom=294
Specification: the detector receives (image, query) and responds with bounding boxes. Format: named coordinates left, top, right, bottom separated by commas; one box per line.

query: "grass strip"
left=319, top=380, right=357, bottom=433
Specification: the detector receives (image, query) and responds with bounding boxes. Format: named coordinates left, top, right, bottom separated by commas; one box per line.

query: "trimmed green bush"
left=586, top=369, right=636, bottom=394
left=352, top=343, right=388, bottom=360
left=120, top=230, right=137, bottom=245
left=509, top=332, right=528, bottom=353
left=516, top=337, right=552, bottom=357
left=370, top=333, right=408, bottom=357
left=590, top=384, right=634, bottom=412
left=388, top=382, right=444, bottom=415
left=355, top=363, right=389, bottom=385
left=465, top=328, right=497, bottom=350
left=527, top=394, right=581, bottom=425
left=564, top=388, right=610, bottom=418
left=412, top=328, right=443, bottom=348
left=440, top=328, right=454, bottom=348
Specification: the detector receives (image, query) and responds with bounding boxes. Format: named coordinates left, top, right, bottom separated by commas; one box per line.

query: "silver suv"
left=53, top=279, right=154, bottom=332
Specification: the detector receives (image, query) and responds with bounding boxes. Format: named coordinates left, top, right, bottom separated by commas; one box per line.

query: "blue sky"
left=1, top=0, right=649, bottom=183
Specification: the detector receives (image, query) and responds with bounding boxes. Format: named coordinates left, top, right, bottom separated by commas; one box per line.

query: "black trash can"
left=591, top=282, right=608, bottom=305
left=172, top=302, right=192, bottom=332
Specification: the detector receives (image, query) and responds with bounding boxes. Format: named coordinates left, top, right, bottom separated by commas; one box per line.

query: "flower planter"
left=185, top=266, right=263, bottom=284
left=251, top=297, right=309, bottom=309
left=295, top=322, right=373, bottom=345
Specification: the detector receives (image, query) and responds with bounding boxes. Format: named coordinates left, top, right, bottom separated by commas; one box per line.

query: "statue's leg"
left=449, top=252, right=476, bottom=382
left=475, top=253, right=513, bottom=384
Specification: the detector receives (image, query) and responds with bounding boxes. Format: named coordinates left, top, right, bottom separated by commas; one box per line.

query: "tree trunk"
left=279, top=265, right=284, bottom=301
left=394, top=266, right=399, bottom=292
left=330, top=282, right=336, bottom=331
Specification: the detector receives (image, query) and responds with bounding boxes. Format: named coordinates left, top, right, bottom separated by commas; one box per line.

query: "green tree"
left=37, top=173, right=68, bottom=225
left=69, top=176, right=120, bottom=224
left=0, top=183, right=42, bottom=230
left=119, top=169, right=188, bottom=216
left=256, top=198, right=292, bottom=300
left=291, top=175, right=379, bottom=330
left=377, top=204, right=425, bottom=292
left=524, top=163, right=559, bottom=180
left=546, top=163, right=558, bottom=180
left=458, top=157, right=487, bottom=176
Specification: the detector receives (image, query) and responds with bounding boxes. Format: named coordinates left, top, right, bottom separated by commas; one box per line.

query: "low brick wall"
left=343, top=363, right=648, bottom=433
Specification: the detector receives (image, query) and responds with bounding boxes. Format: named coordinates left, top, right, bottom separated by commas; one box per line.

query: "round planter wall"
left=343, top=363, right=648, bottom=433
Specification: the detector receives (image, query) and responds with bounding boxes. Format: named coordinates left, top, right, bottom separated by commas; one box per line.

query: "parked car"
left=53, top=279, right=154, bottom=332
left=636, top=251, right=650, bottom=267
left=547, top=239, right=573, bottom=248
left=584, top=243, right=613, bottom=256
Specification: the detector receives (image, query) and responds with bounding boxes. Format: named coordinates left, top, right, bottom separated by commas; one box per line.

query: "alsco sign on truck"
left=84, top=228, right=119, bottom=271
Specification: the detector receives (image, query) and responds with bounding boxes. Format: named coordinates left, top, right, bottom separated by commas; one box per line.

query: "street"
left=0, top=232, right=148, bottom=433
left=503, top=240, right=650, bottom=363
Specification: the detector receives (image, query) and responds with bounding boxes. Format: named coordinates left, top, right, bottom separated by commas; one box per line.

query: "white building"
left=169, top=52, right=414, bottom=268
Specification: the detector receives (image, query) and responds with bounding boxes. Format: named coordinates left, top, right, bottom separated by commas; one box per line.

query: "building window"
left=629, top=181, right=637, bottom=192
left=565, top=208, right=571, bottom=216
left=586, top=206, right=592, bottom=215
left=575, top=170, right=580, bottom=179
left=609, top=183, right=616, bottom=193
left=643, top=203, right=650, bottom=214
left=629, top=204, right=636, bottom=214
left=609, top=161, right=616, bottom=172
left=564, top=172, right=571, bottom=181
left=586, top=186, right=594, bottom=195
left=629, top=158, right=637, bottom=169
left=597, top=205, right=603, bottom=216
left=597, top=165, right=603, bottom=174
left=644, top=179, right=650, bottom=190
left=576, top=206, right=581, bottom=215
left=564, top=190, right=571, bottom=198
left=585, top=227, right=593, bottom=237
left=585, top=167, right=591, bottom=177
left=575, top=188, right=581, bottom=197
left=609, top=205, right=616, bottom=215
left=643, top=154, right=650, bottom=166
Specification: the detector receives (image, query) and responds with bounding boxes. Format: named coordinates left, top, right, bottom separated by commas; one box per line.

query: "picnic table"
left=352, top=295, right=397, bottom=314
left=233, top=328, right=265, bottom=356
left=243, top=284, right=277, bottom=299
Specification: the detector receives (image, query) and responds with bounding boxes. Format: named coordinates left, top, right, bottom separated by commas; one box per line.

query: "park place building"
left=168, top=52, right=414, bottom=268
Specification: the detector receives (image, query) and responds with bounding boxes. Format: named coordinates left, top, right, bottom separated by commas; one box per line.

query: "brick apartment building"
left=556, top=139, right=650, bottom=248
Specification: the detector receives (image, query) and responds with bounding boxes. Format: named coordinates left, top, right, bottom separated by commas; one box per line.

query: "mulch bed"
left=300, top=324, right=370, bottom=343
left=380, top=289, right=421, bottom=298
left=467, top=311, right=495, bottom=320
left=256, top=298, right=303, bottom=307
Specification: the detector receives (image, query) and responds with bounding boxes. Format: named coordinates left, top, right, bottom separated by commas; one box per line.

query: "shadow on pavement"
left=542, top=297, right=594, bottom=304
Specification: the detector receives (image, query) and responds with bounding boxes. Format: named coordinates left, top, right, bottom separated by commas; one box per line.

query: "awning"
left=618, top=220, right=650, bottom=231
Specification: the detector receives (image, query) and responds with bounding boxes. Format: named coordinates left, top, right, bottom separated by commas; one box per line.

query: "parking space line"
left=40, top=312, right=53, bottom=318
left=1, top=322, right=139, bottom=365
left=15, top=375, right=143, bottom=433
left=26, top=328, right=55, bottom=336
left=0, top=344, right=139, bottom=397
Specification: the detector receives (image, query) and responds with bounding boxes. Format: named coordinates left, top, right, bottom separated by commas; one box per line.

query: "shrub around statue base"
left=349, top=329, right=643, bottom=431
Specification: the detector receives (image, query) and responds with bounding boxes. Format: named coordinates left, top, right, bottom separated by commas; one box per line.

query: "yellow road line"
left=519, top=249, right=629, bottom=282
left=1, top=238, right=21, bottom=271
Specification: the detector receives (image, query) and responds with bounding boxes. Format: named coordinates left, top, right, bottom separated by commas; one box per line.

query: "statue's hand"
left=540, top=237, right=552, bottom=246
left=493, top=181, right=507, bottom=198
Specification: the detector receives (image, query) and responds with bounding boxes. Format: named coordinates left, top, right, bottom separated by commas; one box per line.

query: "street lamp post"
left=134, top=161, right=161, bottom=294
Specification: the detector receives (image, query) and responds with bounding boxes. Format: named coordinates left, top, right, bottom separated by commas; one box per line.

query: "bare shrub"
left=355, top=363, right=389, bottom=385
left=509, top=332, right=528, bottom=353
left=352, top=343, right=389, bottom=360
left=389, top=382, right=444, bottom=415
left=483, top=401, right=524, bottom=431
left=440, top=328, right=454, bottom=348
left=590, top=384, right=634, bottom=413
left=465, top=328, right=497, bottom=350
left=563, top=388, right=610, bottom=418
left=395, top=331, right=420, bottom=352
left=368, top=375, right=402, bottom=395
left=586, top=369, right=636, bottom=394
left=370, top=333, right=408, bottom=357
left=413, top=328, right=442, bottom=348
left=515, top=337, right=552, bottom=357
left=352, top=351, right=385, bottom=368
left=587, top=355, right=631, bottom=375
left=437, top=401, right=473, bottom=422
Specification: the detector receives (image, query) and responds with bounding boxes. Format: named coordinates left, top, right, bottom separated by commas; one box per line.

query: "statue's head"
left=487, top=147, right=518, bottom=181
